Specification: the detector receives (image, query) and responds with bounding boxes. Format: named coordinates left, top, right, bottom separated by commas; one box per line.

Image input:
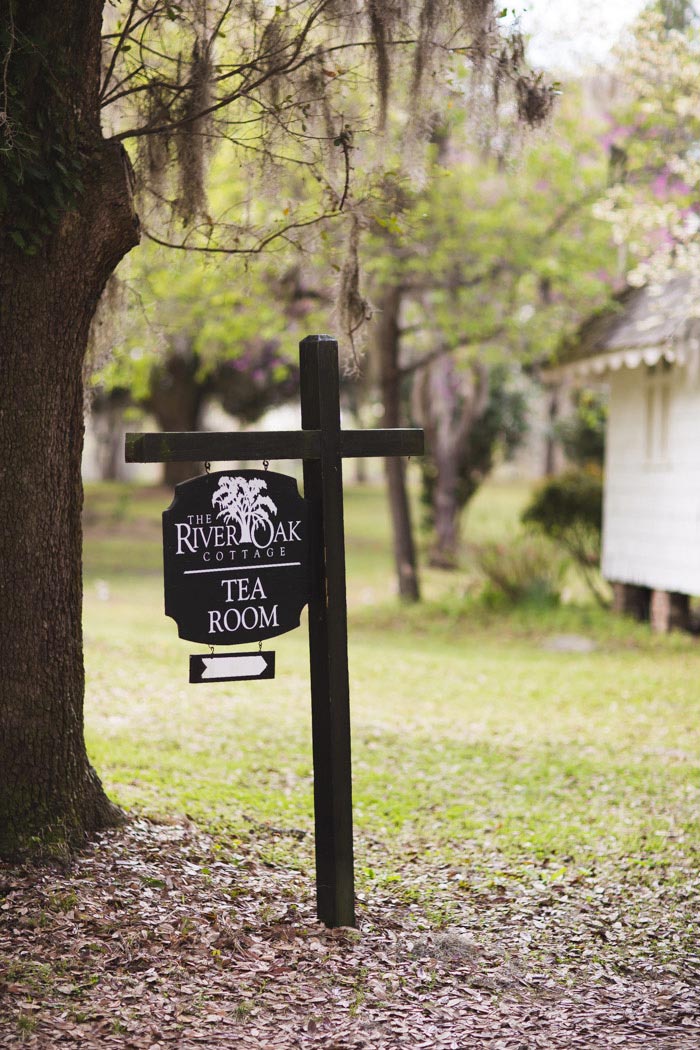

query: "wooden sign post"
left=126, top=335, right=423, bottom=928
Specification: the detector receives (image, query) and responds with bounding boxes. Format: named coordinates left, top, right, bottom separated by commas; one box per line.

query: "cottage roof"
left=554, top=277, right=700, bottom=379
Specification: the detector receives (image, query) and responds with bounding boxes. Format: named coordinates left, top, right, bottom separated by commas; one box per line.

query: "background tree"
left=357, top=87, right=616, bottom=577
left=92, top=245, right=323, bottom=483
left=0, top=0, right=552, bottom=858
left=415, top=358, right=527, bottom=567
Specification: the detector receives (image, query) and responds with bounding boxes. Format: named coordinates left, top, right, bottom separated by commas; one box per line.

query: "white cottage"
left=558, top=277, right=700, bottom=631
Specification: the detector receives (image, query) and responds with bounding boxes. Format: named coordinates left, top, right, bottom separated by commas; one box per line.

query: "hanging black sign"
left=163, top=470, right=309, bottom=645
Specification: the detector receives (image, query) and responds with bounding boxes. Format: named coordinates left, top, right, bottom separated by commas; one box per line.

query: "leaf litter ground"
left=2, top=818, right=699, bottom=1049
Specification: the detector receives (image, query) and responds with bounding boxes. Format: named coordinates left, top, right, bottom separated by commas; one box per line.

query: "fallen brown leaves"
left=1, top=819, right=698, bottom=1049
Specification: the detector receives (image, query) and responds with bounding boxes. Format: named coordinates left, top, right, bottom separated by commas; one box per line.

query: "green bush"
left=471, top=534, right=565, bottom=606
left=555, top=388, right=607, bottom=468
left=522, top=467, right=606, bottom=605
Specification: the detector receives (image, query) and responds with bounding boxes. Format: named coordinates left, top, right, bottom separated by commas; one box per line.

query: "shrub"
left=471, top=534, right=564, bottom=606
left=555, top=388, right=607, bottom=468
left=522, top=467, right=607, bottom=605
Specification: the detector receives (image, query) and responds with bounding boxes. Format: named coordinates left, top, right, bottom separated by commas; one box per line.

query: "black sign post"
left=126, top=334, right=423, bottom=928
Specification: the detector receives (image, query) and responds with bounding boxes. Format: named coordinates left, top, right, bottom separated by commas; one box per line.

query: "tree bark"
left=375, top=286, right=420, bottom=602
left=0, top=1, right=139, bottom=858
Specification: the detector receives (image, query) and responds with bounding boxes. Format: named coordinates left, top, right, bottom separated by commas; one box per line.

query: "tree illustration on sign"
left=212, top=476, right=277, bottom=546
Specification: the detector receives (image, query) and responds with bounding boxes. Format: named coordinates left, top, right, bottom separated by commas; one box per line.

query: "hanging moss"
left=174, top=23, right=214, bottom=223
left=338, top=213, right=372, bottom=366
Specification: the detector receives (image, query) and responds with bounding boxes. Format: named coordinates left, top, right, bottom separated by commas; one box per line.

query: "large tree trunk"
left=0, top=1, right=139, bottom=858
left=375, top=286, right=420, bottom=602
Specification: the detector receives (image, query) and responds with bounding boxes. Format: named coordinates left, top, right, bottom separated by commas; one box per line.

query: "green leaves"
left=364, top=88, right=614, bottom=366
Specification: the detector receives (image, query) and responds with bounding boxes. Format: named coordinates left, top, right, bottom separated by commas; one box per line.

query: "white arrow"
left=201, top=655, right=268, bottom=680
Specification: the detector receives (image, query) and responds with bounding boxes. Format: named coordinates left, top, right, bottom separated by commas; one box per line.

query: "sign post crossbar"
left=126, top=334, right=423, bottom=929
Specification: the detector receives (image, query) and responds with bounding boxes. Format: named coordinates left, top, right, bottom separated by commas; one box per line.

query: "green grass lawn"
left=82, top=478, right=700, bottom=965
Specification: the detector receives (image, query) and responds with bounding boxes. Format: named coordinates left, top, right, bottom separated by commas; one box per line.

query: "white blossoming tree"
left=593, top=5, right=700, bottom=285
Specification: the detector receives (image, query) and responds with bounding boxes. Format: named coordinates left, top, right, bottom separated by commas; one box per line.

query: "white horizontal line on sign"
left=184, top=562, right=302, bottom=575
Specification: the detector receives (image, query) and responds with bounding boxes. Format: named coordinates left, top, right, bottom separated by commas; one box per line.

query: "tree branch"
left=143, top=209, right=342, bottom=255
left=112, top=1, right=330, bottom=142
left=100, top=0, right=143, bottom=102
left=398, top=325, right=507, bottom=377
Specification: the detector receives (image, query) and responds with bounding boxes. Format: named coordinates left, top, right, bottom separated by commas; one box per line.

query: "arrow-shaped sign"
left=203, top=655, right=266, bottom=679
left=189, top=651, right=275, bottom=684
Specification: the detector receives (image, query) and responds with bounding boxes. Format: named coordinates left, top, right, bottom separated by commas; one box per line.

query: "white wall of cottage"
left=602, top=360, right=700, bottom=595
